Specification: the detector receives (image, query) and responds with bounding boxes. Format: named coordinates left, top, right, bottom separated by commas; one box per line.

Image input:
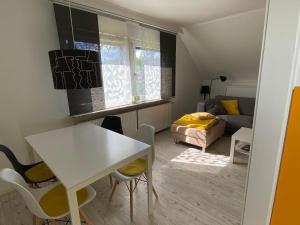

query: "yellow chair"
left=0, top=168, right=96, bottom=225
left=109, top=124, right=158, bottom=221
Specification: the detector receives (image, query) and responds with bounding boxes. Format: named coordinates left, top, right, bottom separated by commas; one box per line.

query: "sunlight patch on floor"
left=171, top=148, right=230, bottom=167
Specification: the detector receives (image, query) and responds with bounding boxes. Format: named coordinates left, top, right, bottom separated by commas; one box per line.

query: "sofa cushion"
left=205, top=99, right=226, bottom=115
left=217, top=115, right=253, bottom=131
left=215, top=96, right=255, bottom=116
left=220, top=100, right=240, bottom=115
left=237, top=98, right=255, bottom=116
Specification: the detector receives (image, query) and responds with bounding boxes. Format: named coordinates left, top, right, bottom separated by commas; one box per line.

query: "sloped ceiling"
left=99, top=0, right=265, bottom=25
left=181, top=9, right=266, bottom=80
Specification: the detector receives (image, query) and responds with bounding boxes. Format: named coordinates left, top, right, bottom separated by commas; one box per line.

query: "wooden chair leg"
left=109, top=175, right=113, bottom=188
left=129, top=180, right=133, bottom=221
left=32, top=215, right=37, bottom=225
left=79, top=208, right=93, bottom=225
left=109, top=180, right=118, bottom=202
left=144, top=172, right=158, bottom=199
left=32, top=215, right=42, bottom=225
left=152, top=186, right=159, bottom=199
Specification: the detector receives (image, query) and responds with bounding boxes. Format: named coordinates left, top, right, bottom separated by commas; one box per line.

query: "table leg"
left=147, top=149, right=153, bottom=216
left=230, top=137, right=236, bottom=163
left=66, top=188, right=81, bottom=225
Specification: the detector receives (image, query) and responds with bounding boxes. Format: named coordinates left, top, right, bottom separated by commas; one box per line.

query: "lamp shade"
left=201, top=85, right=210, bottom=94
left=48, top=49, right=102, bottom=89
left=201, top=85, right=210, bottom=100
left=220, top=75, right=227, bottom=82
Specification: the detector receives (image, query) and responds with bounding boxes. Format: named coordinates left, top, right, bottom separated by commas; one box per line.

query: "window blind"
left=160, top=31, right=176, bottom=98
left=53, top=4, right=104, bottom=115
left=52, top=3, right=176, bottom=116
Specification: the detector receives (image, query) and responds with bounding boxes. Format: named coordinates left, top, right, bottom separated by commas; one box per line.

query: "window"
left=135, top=48, right=161, bottom=101
left=74, top=41, right=99, bottom=52
left=53, top=5, right=176, bottom=115
left=99, top=16, right=162, bottom=107
left=100, top=43, right=132, bottom=108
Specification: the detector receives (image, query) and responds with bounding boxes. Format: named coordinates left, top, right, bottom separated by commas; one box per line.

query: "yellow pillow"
left=190, top=112, right=215, bottom=120
left=221, top=100, right=240, bottom=115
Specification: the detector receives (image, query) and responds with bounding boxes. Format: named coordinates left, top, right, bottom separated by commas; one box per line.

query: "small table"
left=230, top=127, right=253, bottom=163
left=25, top=123, right=153, bottom=225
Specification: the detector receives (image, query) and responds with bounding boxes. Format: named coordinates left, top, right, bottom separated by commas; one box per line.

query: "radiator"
left=138, top=103, right=172, bottom=132
left=89, top=102, right=172, bottom=136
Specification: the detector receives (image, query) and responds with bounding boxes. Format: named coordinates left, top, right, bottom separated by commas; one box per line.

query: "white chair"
left=0, top=168, right=96, bottom=225
left=109, top=124, right=158, bottom=221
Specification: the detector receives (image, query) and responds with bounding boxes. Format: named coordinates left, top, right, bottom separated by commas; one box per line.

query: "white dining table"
left=25, top=123, right=153, bottom=225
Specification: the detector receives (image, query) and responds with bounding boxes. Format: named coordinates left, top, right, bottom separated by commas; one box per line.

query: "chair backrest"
left=0, top=145, right=25, bottom=175
left=0, top=168, right=48, bottom=219
left=136, top=124, right=155, bottom=164
left=101, top=116, right=123, bottom=134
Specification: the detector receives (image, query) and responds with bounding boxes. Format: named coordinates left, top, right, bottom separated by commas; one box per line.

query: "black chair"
left=101, top=116, right=123, bottom=187
left=0, top=145, right=56, bottom=186
left=101, top=116, right=123, bottom=134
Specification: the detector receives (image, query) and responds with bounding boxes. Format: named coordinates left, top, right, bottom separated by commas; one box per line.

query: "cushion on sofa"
left=220, top=100, right=240, bottom=115
left=215, top=96, right=255, bottom=116
left=217, top=115, right=253, bottom=132
left=204, top=96, right=255, bottom=133
left=205, top=99, right=226, bottom=115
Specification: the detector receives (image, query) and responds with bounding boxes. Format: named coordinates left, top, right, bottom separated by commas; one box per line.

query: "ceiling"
left=100, top=0, right=266, bottom=25
left=181, top=8, right=265, bottom=80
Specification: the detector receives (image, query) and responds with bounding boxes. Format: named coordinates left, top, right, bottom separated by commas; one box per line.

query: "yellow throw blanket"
left=174, top=114, right=217, bottom=130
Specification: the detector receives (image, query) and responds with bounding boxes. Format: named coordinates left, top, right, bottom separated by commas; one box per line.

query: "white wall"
left=242, top=0, right=300, bottom=224
left=181, top=8, right=265, bottom=81
left=202, top=79, right=257, bottom=98
left=0, top=0, right=202, bottom=193
left=0, top=0, right=74, bottom=194
left=173, top=36, right=205, bottom=120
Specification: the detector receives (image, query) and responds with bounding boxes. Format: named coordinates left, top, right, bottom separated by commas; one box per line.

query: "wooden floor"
left=0, top=130, right=248, bottom=225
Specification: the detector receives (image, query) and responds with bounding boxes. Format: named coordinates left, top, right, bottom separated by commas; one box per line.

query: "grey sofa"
left=204, top=95, right=255, bottom=133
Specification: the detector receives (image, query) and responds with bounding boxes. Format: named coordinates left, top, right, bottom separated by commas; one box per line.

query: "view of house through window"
left=100, top=43, right=132, bottom=108
left=135, top=48, right=161, bottom=101
left=98, top=20, right=161, bottom=108
left=74, top=16, right=163, bottom=110
left=74, top=35, right=161, bottom=109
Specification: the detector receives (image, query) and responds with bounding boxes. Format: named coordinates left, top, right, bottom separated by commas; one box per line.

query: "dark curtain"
left=53, top=4, right=102, bottom=115
left=160, top=31, right=176, bottom=98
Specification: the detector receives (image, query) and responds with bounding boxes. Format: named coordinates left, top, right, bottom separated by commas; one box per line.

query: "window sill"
left=71, top=99, right=172, bottom=121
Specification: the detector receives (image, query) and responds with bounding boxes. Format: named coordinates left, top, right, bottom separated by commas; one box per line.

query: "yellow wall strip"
left=271, top=87, right=300, bottom=224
